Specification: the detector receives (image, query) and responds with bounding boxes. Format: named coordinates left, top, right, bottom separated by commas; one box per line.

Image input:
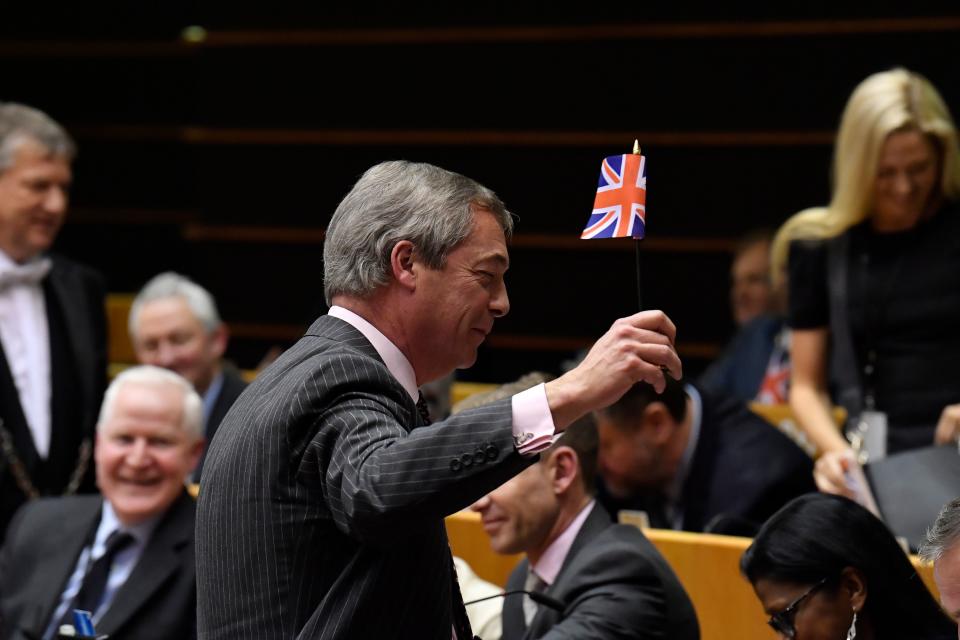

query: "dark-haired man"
left=473, top=418, right=699, bottom=639
left=595, top=378, right=814, bottom=535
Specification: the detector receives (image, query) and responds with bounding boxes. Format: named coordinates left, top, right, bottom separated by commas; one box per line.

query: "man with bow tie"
left=0, top=103, right=107, bottom=540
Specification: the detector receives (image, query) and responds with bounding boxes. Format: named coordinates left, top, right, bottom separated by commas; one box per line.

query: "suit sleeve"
left=307, top=353, right=534, bottom=542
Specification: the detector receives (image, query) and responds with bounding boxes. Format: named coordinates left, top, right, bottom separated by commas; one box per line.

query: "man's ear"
left=209, top=323, right=228, bottom=359
left=548, top=447, right=579, bottom=496
left=642, top=402, right=674, bottom=445
left=390, top=240, right=417, bottom=292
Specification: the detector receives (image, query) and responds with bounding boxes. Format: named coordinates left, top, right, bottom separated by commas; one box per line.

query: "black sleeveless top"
left=788, top=202, right=960, bottom=453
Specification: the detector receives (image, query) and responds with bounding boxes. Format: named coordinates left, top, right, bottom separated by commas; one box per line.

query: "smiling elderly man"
left=0, top=366, right=203, bottom=640
left=129, top=272, right=247, bottom=480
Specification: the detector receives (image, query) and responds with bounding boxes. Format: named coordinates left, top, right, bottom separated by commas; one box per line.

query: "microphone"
left=463, top=589, right=565, bottom=612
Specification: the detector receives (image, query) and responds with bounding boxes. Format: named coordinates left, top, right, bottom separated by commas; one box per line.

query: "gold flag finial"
left=632, top=139, right=641, bottom=155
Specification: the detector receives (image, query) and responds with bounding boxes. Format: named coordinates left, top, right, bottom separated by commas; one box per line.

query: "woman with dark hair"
left=741, top=493, right=953, bottom=639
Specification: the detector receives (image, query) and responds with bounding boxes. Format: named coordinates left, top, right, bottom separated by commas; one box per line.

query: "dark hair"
left=734, top=228, right=774, bottom=259
left=741, top=493, right=953, bottom=637
left=598, top=375, right=687, bottom=426
left=552, top=415, right=598, bottom=495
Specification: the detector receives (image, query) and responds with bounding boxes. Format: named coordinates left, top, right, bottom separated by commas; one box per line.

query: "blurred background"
left=4, top=2, right=959, bottom=381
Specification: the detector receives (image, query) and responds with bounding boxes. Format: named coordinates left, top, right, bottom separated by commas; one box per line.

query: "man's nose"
left=470, top=495, right=490, bottom=512
left=43, top=186, right=68, bottom=215
left=490, top=282, right=510, bottom=319
left=154, top=342, right=178, bottom=367
left=127, top=439, right=151, bottom=466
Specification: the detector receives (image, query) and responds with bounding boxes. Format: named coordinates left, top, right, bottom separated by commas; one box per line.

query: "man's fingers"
left=628, top=342, right=682, bottom=381
left=621, top=310, right=677, bottom=344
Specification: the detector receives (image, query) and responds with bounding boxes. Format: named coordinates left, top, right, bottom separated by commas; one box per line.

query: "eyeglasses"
left=767, top=578, right=828, bottom=638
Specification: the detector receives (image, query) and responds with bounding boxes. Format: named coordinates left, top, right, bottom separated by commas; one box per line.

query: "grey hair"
left=97, top=365, right=204, bottom=440
left=129, top=271, right=222, bottom=338
left=920, top=497, right=960, bottom=562
left=0, top=102, right=76, bottom=172
left=323, top=160, right=513, bottom=304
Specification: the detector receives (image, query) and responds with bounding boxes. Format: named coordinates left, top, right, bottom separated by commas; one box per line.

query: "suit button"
left=450, top=459, right=462, bottom=473
left=473, top=449, right=486, bottom=465
left=460, top=453, right=474, bottom=468
left=485, top=444, right=499, bottom=461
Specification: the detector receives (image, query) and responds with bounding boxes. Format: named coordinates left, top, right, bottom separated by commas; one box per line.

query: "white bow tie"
left=0, top=258, right=52, bottom=291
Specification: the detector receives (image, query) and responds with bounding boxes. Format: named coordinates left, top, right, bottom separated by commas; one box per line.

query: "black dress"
left=788, top=202, right=960, bottom=453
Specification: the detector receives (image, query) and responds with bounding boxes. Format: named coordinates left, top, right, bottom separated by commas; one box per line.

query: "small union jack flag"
left=581, top=153, right=647, bottom=239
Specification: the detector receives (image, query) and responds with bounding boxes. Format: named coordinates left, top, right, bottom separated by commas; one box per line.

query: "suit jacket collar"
left=525, top=506, right=612, bottom=637
left=21, top=497, right=103, bottom=637
left=305, top=314, right=383, bottom=364
left=681, top=383, right=720, bottom=531
left=45, top=257, right=97, bottom=435
left=96, top=491, right=196, bottom=635
left=304, top=315, right=424, bottom=430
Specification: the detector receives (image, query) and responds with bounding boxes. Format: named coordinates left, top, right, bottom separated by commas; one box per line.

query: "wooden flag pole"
left=632, top=139, right=644, bottom=311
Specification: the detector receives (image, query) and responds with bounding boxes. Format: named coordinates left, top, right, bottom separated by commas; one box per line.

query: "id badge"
left=857, top=410, right=888, bottom=462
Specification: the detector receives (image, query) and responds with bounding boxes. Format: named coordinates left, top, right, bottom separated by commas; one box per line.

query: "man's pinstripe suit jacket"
left=196, top=315, right=534, bottom=639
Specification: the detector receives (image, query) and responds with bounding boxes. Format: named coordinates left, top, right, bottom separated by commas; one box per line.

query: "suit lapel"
left=45, top=261, right=95, bottom=430
left=0, top=338, right=39, bottom=471
left=24, top=498, right=102, bottom=639
left=502, top=559, right=529, bottom=640
left=97, top=493, right=195, bottom=635
left=526, top=505, right=610, bottom=637
left=307, top=315, right=421, bottom=430
left=681, top=387, right=719, bottom=531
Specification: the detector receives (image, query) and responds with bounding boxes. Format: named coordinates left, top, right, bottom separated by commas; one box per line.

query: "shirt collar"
left=98, top=500, right=162, bottom=549
left=328, top=305, right=418, bottom=401
left=530, top=500, right=596, bottom=586
left=664, top=384, right=702, bottom=504
left=0, top=248, right=48, bottom=272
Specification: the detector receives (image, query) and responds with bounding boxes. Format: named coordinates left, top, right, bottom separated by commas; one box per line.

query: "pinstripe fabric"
left=196, top=315, right=533, bottom=639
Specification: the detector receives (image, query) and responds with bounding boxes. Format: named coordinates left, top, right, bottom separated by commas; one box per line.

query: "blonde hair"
left=771, top=68, right=960, bottom=284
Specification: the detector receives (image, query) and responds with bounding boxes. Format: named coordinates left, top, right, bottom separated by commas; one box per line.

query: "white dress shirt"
left=0, top=249, right=52, bottom=458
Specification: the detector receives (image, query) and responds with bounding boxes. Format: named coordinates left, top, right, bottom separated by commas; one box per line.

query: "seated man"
left=472, top=419, right=699, bottom=640
left=921, top=497, right=960, bottom=621
left=128, top=272, right=246, bottom=479
left=595, top=377, right=815, bottom=535
left=699, top=229, right=791, bottom=405
left=0, top=366, right=203, bottom=640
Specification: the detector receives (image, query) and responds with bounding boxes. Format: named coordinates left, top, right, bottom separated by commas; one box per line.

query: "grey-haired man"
left=196, top=160, right=682, bottom=639
left=0, top=103, right=106, bottom=540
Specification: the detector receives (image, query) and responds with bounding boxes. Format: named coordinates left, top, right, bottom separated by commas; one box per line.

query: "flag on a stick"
left=580, top=153, right=647, bottom=239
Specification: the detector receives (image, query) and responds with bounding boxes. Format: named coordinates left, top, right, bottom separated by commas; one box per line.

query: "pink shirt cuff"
left=511, top=383, right=558, bottom=456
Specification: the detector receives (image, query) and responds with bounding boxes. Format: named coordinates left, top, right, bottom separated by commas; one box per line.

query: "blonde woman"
left=772, top=68, right=960, bottom=496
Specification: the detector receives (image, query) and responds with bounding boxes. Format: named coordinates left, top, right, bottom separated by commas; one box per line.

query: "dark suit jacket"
left=196, top=315, right=536, bottom=639
left=599, top=383, right=815, bottom=536
left=0, top=491, right=196, bottom=640
left=192, top=364, right=247, bottom=481
left=502, top=505, right=699, bottom=640
left=0, top=255, right=106, bottom=540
